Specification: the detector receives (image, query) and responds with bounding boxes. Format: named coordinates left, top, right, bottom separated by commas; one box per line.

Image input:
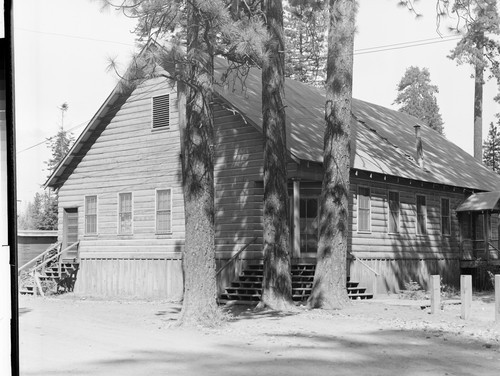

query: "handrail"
left=216, top=237, right=258, bottom=277
left=348, top=251, right=380, bottom=276
left=18, top=241, right=62, bottom=273
left=487, top=242, right=499, bottom=253
left=30, top=241, right=80, bottom=274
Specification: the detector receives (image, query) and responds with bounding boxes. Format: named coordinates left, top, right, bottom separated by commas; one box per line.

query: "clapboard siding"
left=57, top=77, right=184, bottom=264
left=213, top=101, right=264, bottom=255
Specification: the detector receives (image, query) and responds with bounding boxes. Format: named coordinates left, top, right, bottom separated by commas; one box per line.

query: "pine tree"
left=46, top=126, right=74, bottom=176
left=283, top=0, right=328, bottom=86
left=308, top=0, right=357, bottom=310
left=259, top=0, right=295, bottom=311
left=394, top=66, right=444, bottom=134
left=447, top=0, right=500, bottom=161
left=101, top=0, right=270, bottom=325
left=483, top=119, right=500, bottom=173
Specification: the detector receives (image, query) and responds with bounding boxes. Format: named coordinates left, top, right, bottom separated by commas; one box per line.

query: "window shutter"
left=152, top=94, right=170, bottom=129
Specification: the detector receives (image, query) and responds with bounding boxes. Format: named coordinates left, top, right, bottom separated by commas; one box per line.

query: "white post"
left=430, top=275, right=440, bottom=314
left=292, top=180, right=300, bottom=259
left=495, top=275, right=500, bottom=323
left=461, top=275, right=472, bottom=320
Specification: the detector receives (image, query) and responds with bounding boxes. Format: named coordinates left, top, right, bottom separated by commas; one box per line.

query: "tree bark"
left=474, top=61, right=483, bottom=162
left=259, top=0, right=294, bottom=311
left=179, top=3, right=220, bottom=326
left=308, top=0, right=356, bottom=310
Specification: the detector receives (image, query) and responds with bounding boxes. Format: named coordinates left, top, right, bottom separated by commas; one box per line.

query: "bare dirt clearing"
left=19, top=294, right=500, bottom=375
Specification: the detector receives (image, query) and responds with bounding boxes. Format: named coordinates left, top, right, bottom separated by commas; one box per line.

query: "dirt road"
left=19, top=294, right=500, bottom=375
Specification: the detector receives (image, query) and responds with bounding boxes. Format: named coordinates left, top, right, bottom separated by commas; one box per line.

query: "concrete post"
left=461, top=275, right=472, bottom=320
left=495, top=275, right=500, bottom=323
left=430, top=275, right=440, bottom=314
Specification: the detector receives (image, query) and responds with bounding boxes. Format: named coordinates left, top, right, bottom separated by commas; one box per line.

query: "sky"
left=13, top=0, right=500, bottom=208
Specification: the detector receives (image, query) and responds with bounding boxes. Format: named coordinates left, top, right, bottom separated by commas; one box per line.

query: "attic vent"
left=152, top=94, right=170, bottom=129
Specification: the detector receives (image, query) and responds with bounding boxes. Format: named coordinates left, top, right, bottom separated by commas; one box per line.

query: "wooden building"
left=17, top=230, right=58, bottom=268
left=45, top=62, right=500, bottom=299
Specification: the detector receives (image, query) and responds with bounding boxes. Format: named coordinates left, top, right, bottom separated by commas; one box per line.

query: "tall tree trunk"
left=308, top=0, right=356, bottom=310
left=259, top=0, right=294, bottom=311
left=179, top=3, right=219, bottom=326
left=473, top=61, right=483, bottom=162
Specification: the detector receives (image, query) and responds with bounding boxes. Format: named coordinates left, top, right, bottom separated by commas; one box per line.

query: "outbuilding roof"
left=46, top=58, right=500, bottom=193
left=456, top=191, right=500, bottom=212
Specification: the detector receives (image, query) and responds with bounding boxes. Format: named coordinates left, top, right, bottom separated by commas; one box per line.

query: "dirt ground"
left=19, top=293, right=500, bottom=376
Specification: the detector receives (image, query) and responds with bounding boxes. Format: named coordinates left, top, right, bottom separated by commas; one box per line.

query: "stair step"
left=347, top=286, right=366, bottom=293
left=19, top=286, right=35, bottom=295
left=348, top=293, right=373, bottom=300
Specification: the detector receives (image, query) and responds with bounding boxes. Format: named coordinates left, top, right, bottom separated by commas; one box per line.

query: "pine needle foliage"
left=394, top=66, right=445, bottom=135
left=483, top=118, right=500, bottom=173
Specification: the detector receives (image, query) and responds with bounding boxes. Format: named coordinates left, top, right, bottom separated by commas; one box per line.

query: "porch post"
left=484, top=212, right=490, bottom=262
left=292, top=179, right=300, bottom=259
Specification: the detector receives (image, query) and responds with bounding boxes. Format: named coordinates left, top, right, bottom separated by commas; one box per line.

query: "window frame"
left=118, top=192, right=133, bottom=235
left=440, top=197, right=451, bottom=236
left=151, top=93, right=171, bottom=131
left=357, top=186, right=371, bottom=233
left=388, top=190, right=400, bottom=234
left=155, top=188, right=173, bottom=235
left=416, top=194, right=427, bottom=236
left=84, top=195, right=98, bottom=236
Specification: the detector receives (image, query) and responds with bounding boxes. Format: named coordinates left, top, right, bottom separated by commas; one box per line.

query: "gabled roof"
left=215, top=63, right=500, bottom=192
left=46, top=58, right=500, bottom=193
left=456, top=191, right=500, bottom=212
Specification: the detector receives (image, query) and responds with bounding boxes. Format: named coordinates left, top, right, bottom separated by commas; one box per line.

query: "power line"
left=15, top=27, right=136, bottom=47
left=354, top=35, right=461, bottom=53
left=354, top=36, right=462, bottom=55
left=16, top=121, right=88, bottom=154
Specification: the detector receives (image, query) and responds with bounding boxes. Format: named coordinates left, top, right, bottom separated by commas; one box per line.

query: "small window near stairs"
left=152, top=94, right=170, bottom=130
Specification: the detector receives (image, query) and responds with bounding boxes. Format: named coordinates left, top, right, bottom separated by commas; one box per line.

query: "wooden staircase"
left=19, top=241, right=80, bottom=296
left=219, top=262, right=373, bottom=304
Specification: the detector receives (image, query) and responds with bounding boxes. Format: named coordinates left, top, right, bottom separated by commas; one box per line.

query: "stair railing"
left=348, top=251, right=380, bottom=296
left=18, top=241, right=62, bottom=273
left=487, top=242, right=500, bottom=261
left=216, top=237, right=258, bottom=278
left=348, top=251, right=380, bottom=277
left=31, top=241, right=80, bottom=275
left=27, top=241, right=80, bottom=296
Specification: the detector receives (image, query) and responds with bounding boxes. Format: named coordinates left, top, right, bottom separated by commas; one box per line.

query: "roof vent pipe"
left=414, top=124, right=424, bottom=169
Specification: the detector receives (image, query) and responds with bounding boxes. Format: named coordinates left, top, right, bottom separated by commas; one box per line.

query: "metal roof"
left=456, top=191, right=500, bottom=212
left=215, top=63, right=500, bottom=192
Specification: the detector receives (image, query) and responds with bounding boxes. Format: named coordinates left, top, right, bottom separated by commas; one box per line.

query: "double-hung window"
left=441, top=198, right=451, bottom=236
left=118, top=192, right=133, bottom=235
left=156, top=189, right=172, bottom=234
left=358, top=187, right=371, bottom=232
left=416, top=195, right=427, bottom=235
left=85, top=195, right=97, bottom=235
left=388, top=191, right=400, bottom=234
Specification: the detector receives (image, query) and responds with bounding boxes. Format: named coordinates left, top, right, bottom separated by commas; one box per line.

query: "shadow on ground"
left=21, top=326, right=500, bottom=376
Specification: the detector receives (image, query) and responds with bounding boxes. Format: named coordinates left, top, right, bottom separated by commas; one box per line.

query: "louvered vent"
left=152, top=94, right=170, bottom=129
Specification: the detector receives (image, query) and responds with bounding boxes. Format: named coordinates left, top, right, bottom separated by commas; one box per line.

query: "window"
left=300, top=198, right=318, bottom=253
left=152, top=94, right=170, bottom=129
left=416, top=195, right=427, bottom=235
left=118, top=193, right=133, bottom=234
left=358, top=187, right=371, bottom=232
left=156, top=189, right=172, bottom=234
left=85, top=195, right=97, bottom=235
left=441, top=198, right=451, bottom=236
left=388, top=191, right=400, bottom=233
